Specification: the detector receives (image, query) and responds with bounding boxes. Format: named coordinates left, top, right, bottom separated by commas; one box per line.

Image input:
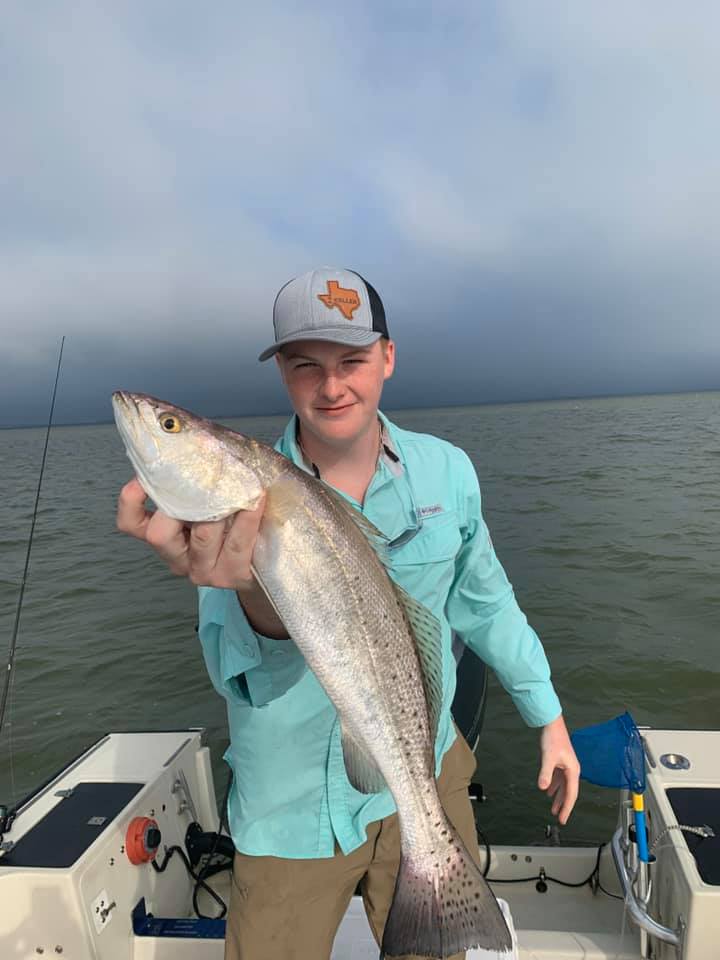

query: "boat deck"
left=490, top=882, right=637, bottom=959
left=192, top=854, right=641, bottom=960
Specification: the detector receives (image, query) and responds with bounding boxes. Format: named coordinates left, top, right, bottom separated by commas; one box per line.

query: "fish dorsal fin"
left=320, top=482, right=390, bottom=565
left=393, top=582, right=444, bottom=745
left=340, top=723, right=387, bottom=794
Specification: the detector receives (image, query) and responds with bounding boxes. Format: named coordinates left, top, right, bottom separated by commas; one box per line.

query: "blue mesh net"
left=570, top=711, right=646, bottom=793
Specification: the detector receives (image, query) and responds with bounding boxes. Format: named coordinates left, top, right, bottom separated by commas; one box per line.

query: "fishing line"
left=0, top=336, right=65, bottom=739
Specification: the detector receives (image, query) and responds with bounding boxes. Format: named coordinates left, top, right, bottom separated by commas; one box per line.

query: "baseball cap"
left=258, top=267, right=389, bottom=362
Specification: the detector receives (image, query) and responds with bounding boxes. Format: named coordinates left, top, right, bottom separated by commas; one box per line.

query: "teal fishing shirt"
left=197, top=413, right=562, bottom=859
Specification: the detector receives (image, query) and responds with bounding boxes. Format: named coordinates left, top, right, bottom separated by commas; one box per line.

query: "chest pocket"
left=391, top=511, right=462, bottom=564
left=389, top=512, right=462, bottom=608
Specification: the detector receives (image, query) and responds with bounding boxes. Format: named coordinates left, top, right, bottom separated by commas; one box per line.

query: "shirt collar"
left=278, top=412, right=417, bottom=543
left=280, top=412, right=405, bottom=481
left=377, top=411, right=404, bottom=477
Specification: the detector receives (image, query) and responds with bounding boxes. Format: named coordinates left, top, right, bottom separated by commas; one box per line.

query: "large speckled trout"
left=112, top=391, right=512, bottom=958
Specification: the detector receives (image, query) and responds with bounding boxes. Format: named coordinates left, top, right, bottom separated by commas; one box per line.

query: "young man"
left=117, top=267, right=580, bottom=960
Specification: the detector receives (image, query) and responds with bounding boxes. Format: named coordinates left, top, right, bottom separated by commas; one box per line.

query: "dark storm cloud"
left=2, top=1, right=719, bottom=427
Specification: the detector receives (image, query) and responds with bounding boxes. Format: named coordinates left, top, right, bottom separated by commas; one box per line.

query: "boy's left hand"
left=538, top=715, right=581, bottom=825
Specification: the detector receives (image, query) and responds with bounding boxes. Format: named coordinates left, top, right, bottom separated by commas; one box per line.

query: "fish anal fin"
left=392, top=582, right=444, bottom=746
left=341, top=726, right=387, bottom=794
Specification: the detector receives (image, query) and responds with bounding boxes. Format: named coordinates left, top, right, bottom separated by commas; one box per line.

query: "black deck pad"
left=2, top=782, right=142, bottom=868
left=666, top=788, right=720, bottom=886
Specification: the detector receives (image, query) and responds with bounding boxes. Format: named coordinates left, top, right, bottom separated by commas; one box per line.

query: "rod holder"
left=611, top=827, right=685, bottom=953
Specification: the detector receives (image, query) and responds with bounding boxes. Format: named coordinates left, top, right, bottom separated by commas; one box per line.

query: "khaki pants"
left=225, top=733, right=479, bottom=960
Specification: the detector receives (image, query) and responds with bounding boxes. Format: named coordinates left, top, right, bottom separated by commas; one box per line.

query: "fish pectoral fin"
left=265, top=472, right=305, bottom=526
left=341, top=727, right=387, bottom=794
left=392, top=582, right=444, bottom=747
left=248, top=564, right=288, bottom=629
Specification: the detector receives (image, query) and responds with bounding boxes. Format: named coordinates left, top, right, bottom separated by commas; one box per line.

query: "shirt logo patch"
left=317, top=281, right=361, bottom=320
left=417, top=504, right=444, bottom=518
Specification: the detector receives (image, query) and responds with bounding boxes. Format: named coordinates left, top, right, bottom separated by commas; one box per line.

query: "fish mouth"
left=112, top=391, right=143, bottom=450
left=112, top=390, right=150, bottom=418
left=112, top=390, right=161, bottom=478
left=112, top=390, right=141, bottom=423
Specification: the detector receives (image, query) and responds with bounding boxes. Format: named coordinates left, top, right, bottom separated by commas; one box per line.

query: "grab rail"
left=611, top=827, right=684, bottom=953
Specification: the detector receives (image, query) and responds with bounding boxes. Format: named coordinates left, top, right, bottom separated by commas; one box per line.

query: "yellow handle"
left=632, top=792, right=644, bottom=812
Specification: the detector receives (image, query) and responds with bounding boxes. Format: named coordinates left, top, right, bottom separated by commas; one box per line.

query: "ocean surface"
left=1, top=392, right=719, bottom=846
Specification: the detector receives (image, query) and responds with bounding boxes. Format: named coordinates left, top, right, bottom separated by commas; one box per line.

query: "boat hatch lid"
left=1, top=782, right=142, bottom=868
left=666, top=788, right=720, bottom=886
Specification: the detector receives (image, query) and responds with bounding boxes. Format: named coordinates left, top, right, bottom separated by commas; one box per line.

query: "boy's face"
left=276, top=339, right=395, bottom=449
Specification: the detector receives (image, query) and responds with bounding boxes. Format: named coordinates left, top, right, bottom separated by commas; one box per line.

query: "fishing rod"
left=0, top=336, right=65, bottom=737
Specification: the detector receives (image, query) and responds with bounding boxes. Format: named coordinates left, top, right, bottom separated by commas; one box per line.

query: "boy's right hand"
left=116, top=477, right=265, bottom=590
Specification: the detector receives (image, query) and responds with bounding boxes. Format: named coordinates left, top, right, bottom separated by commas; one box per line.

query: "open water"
left=1, top=392, right=719, bottom=846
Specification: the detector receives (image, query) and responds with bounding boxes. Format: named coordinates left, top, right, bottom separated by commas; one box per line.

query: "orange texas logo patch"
left=317, top=280, right=361, bottom=320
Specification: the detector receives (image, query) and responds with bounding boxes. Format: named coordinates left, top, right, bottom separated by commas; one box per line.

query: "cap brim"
left=258, top=327, right=382, bottom=362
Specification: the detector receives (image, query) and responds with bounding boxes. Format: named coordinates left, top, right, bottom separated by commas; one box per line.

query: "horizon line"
left=1, top=385, right=718, bottom=431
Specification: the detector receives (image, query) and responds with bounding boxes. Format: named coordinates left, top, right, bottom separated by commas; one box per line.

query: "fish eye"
left=159, top=414, right=182, bottom=433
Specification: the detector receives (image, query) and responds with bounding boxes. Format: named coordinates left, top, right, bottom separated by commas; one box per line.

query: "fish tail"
left=381, top=820, right=513, bottom=958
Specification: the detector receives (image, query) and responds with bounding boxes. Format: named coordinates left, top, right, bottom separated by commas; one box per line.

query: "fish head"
left=112, top=391, right=264, bottom=521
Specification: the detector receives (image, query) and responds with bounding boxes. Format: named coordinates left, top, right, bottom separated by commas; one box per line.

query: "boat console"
left=0, top=731, right=222, bottom=959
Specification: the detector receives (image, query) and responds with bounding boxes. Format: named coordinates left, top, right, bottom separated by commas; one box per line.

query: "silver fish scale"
left=253, top=468, right=448, bottom=854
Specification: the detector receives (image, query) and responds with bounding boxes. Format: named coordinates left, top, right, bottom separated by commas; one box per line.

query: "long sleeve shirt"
left=197, top=412, right=562, bottom=858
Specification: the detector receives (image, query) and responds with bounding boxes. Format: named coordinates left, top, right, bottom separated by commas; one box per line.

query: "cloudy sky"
left=2, top=2, right=719, bottom=427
